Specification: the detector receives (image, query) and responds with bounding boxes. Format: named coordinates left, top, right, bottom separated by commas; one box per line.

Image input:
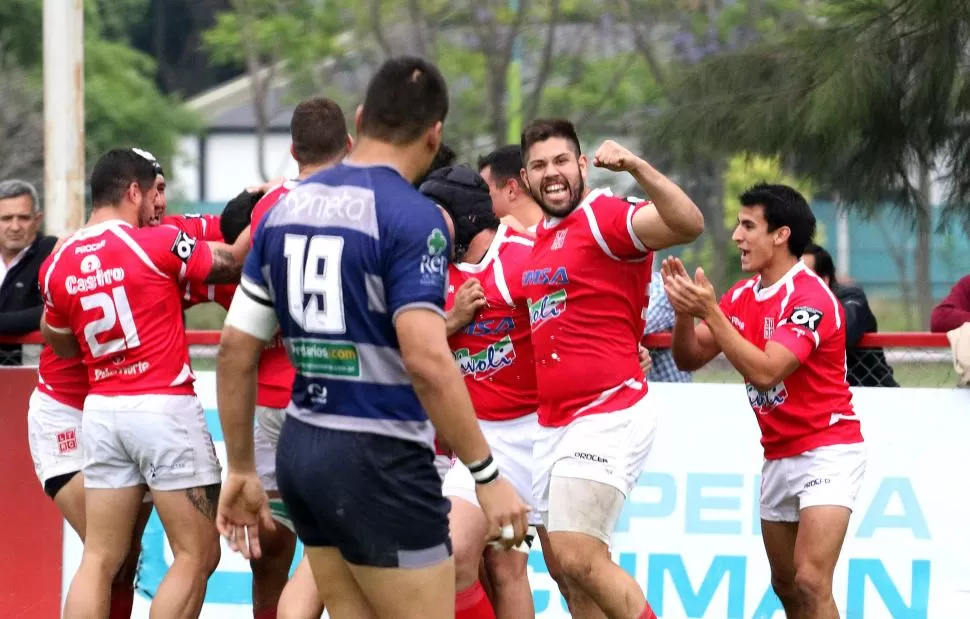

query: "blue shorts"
left=276, top=416, right=452, bottom=568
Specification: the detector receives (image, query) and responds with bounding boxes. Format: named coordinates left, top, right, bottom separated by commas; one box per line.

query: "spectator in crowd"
left=0, top=180, right=57, bottom=366
left=930, top=274, right=970, bottom=333
left=802, top=243, right=898, bottom=387
left=640, top=274, right=693, bottom=383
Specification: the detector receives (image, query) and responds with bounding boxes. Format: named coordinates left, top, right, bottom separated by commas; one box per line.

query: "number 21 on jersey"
left=81, top=286, right=140, bottom=358
left=283, top=233, right=346, bottom=334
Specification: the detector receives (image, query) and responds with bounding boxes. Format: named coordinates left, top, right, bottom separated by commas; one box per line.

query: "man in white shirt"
left=0, top=179, right=56, bottom=365
left=479, top=145, right=543, bottom=232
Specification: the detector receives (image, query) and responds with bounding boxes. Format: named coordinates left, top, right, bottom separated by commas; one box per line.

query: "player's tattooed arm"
left=204, top=243, right=243, bottom=284
left=185, top=483, right=221, bottom=522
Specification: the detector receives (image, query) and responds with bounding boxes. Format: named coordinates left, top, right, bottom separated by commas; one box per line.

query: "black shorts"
left=276, top=416, right=452, bottom=568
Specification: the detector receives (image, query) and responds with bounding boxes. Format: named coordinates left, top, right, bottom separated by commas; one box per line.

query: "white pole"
left=835, top=196, right=851, bottom=279
left=43, top=0, right=85, bottom=236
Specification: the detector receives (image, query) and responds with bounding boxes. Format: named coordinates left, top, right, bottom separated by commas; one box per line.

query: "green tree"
left=0, top=0, right=198, bottom=184
left=203, top=0, right=347, bottom=180
left=623, top=0, right=814, bottom=292
left=648, top=0, right=970, bottom=327
left=680, top=153, right=817, bottom=284
left=202, top=0, right=661, bottom=168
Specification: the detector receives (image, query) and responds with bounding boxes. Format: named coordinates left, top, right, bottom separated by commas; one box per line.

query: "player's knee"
left=769, top=574, right=798, bottom=607
left=553, top=546, right=596, bottom=587
left=484, top=551, right=528, bottom=590
left=452, top=535, right=484, bottom=588
left=792, top=563, right=832, bottom=604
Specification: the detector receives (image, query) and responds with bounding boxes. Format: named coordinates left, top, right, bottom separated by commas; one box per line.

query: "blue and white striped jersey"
left=240, top=163, right=452, bottom=448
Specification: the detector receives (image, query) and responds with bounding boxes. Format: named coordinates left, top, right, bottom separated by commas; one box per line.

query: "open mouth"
left=542, top=181, right=569, bottom=201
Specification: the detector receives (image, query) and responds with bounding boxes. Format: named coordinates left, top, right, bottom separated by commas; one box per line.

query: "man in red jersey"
left=419, top=166, right=538, bottom=619
left=518, top=119, right=704, bottom=619
left=663, top=183, right=865, bottom=619
left=26, top=148, right=210, bottom=619
left=39, top=149, right=241, bottom=619
left=246, top=96, right=352, bottom=619
left=478, top=145, right=544, bottom=234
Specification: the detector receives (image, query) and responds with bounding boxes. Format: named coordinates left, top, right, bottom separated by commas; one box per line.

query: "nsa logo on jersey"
left=420, top=228, right=448, bottom=287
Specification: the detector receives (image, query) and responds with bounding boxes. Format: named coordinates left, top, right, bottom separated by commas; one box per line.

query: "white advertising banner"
left=62, top=376, right=970, bottom=618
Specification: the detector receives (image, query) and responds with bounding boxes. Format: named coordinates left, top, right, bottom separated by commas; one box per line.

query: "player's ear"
left=289, top=143, right=298, bottom=164
left=505, top=178, right=518, bottom=201
left=577, top=153, right=589, bottom=180
left=774, top=226, right=791, bottom=248
left=427, top=121, right=443, bottom=152
left=126, top=181, right=140, bottom=206
left=346, top=133, right=354, bottom=153
left=354, top=105, right=363, bottom=133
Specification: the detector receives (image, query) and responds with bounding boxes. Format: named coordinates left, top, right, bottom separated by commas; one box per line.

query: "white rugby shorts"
left=533, top=396, right=657, bottom=535
left=434, top=453, right=455, bottom=484
left=27, top=389, right=84, bottom=486
left=254, top=405, right=286, bottom=492
left=82, top=394, right=222, bottom=492
left=761, top=442, right=867, bottom=522
left=442, top=412, right=541, bottom=525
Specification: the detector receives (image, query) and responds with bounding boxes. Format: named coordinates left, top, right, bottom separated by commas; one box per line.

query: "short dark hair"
left=359, top=56, right=449, bottom=145
left=90, top=148, right=157, bottom=208
left=739, top=182, right=816, bottom=257
left=478, top=144, right=523, bottom=186
left=290, top=97, right=349, bottom=166
left=521, top=119, right=581, bottom=161
left=802, top=243, right=837, bottom=284
left=220, top=189, right=263, bottom=244
left=414, top=143, right=457, bottom=188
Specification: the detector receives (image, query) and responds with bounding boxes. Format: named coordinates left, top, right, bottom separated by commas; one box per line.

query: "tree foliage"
left=0, top=0, right=198, bottom=186
left=648, top=0, right=970, bottom=325
left=202, top=0, right=663, bottom=168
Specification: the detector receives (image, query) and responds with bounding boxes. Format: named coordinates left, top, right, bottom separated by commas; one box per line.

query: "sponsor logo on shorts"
left=453, top=335, right=516, bottom=379
left=57, top=429, right=78, bottom=454
left=574, top=451, right=608, bottom=464
left=746, top=381, right=788, bottom=415
left=527, top=289, right=566, bottom=330
left=804, top=478, right=831, bottom=489
left=289, top=339, right=361, bottom=378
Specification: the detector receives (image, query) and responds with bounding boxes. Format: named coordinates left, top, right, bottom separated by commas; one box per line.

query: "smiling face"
left=732, top=204, right=791, bottom=273
left=521, top=136, right=588, bottom=219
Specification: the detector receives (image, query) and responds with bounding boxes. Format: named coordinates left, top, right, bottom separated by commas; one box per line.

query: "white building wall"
left=171, top=133, right=299, bottom=204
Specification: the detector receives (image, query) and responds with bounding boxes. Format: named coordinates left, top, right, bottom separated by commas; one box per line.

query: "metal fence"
left=2, top=331, right=956, bottom=389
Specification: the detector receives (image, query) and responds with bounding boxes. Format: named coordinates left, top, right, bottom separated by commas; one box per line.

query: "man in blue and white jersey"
left=214, top=56, right=530, bottom=619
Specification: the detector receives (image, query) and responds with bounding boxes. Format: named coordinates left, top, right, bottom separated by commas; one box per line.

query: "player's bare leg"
left=348, top=556, right=457, bottom=619
left=761, top=520, right=801, bottom=617
left=277, top=556, right=325, bottom=619
left=483, top=544, right=534, bottom=618
left=55, top=474, right=154, bottom=618
left=793, top=506, right=851, bottom=618
left=250, top=491, right=298, bottom=618
left=150, top=484, right=222, bottom=619
left=546, top=478, right=650, bottom=619
left=536, top=526, right=598, bottom=616
left=63, top=485, right=146, bottom=619
left=304, top=547, right=377, bottom=618
left=449, top=497, right=496, bottom=617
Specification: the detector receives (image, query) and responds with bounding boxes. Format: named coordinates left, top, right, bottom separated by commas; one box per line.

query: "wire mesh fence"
left=1, top=332, right=958, bottom=388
